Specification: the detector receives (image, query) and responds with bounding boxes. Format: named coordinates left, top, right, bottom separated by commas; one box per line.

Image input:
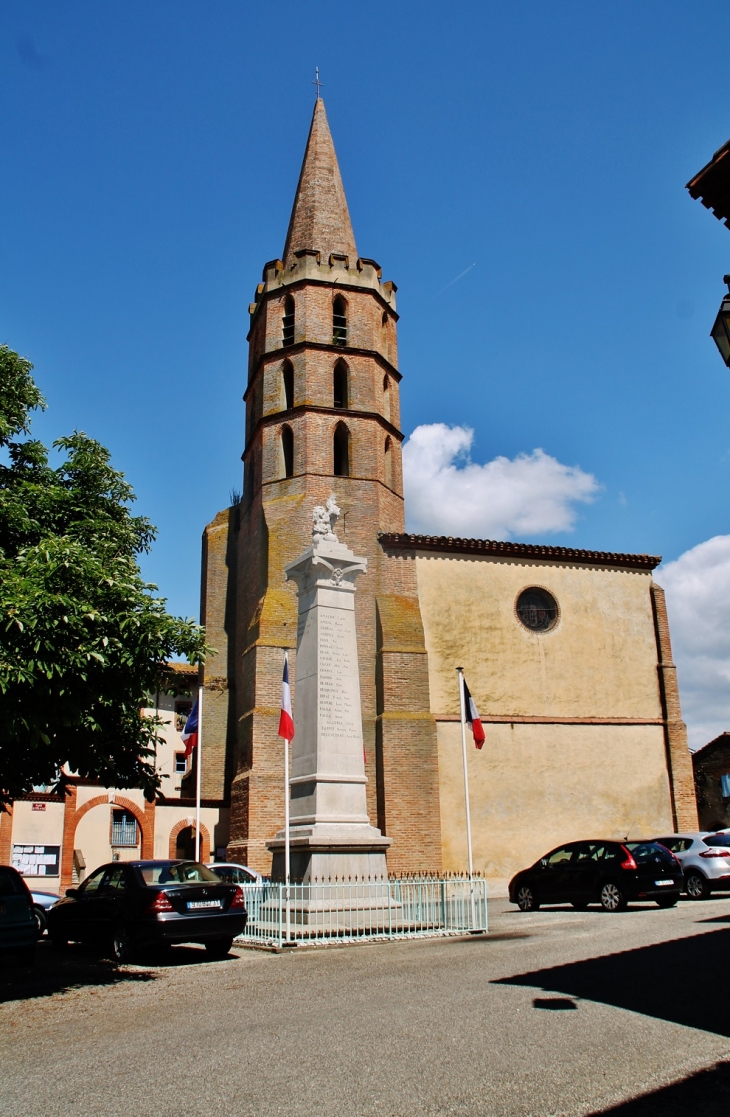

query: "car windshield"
left=625, top=842, right=674, bottom=863
left=703, top=834, right=730, bottom=848
left=138, top=862, right=221, bottom=886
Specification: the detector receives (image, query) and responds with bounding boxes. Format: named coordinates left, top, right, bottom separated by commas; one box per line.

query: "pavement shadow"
left=494, top=925, right=730, bottom=1036
left=586, top=1060, right=730, bottom=1115
left=0, top=942, right=158, bottom=1004
left=0, top=937, right=236, bottom=1003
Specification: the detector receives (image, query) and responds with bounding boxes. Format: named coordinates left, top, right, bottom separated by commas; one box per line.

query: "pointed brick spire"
left=283, top=99, right=357, bottom=267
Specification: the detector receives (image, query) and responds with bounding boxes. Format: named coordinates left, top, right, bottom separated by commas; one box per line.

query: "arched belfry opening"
left=384, top=436, right=393, bottom=488
left=281, top=425, right=294, bottom=478
left=333, top=422, right=350, bottom=477
left=383, top=374, right=391, bottom=422
left=282, top=360, right=294, bottom=410
left=333, top=295, right=347, bottom=346
left=282, top=295, right=295, bottom=347
left=333, top=360, right=349, bottom=409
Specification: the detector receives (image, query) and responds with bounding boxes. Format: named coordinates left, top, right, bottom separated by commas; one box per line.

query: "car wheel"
left=656, top=896, right=678, bottom=908
left=16, top=945, right=36, bottom=967
left=600, top=882, right=627, bottom=912
left=33, top=906, right=47, bottom=937
left=110, top=925, right=133, bottom=964
left=685, top=871, right=709, bottom=901
left=205, top=936, right=234, bottom=960
left=516, top=885, right=539, bottom=912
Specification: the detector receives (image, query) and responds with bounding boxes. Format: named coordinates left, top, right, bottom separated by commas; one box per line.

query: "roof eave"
left=378, top=532, right=661, bottom=571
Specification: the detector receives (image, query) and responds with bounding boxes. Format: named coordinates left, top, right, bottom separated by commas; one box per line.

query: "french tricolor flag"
left=278, top=653, right=295, bottom=742
left=181, top=698, right=199, bottom=758
left=463, top=677, right=485, bottom=749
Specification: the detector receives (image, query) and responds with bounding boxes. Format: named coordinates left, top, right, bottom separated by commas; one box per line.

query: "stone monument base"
left=268, top=824, right=391, bottom=883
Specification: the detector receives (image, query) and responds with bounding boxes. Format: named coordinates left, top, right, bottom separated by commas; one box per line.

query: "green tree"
left=0, top=345, right=209, bottom=803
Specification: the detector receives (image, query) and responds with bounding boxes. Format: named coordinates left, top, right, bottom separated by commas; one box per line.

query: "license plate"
left=187, top=900, right=223, bottom=910
left=655, top=879, right=674, bottom=887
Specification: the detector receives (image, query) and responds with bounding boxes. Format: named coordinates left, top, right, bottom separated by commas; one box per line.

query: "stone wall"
left=411, top=550, right=697, bottom=882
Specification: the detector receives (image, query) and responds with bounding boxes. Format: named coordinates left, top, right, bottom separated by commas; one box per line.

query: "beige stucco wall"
left=142, top=700, right=192, bottom=798
left=416, top=555, right=662, bottom=719
left=75, top=803, right=114, bottom=878
left=10, top=801, right=65, bottom=892
left=438, top=722, right=673, bottom=877
left=415, top=553, right=673, bottom=882
left=75, top=786, right=146, bottom=811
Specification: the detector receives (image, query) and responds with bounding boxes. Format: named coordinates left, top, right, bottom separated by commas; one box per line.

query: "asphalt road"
left=2, top=895, right=730, bottom=1117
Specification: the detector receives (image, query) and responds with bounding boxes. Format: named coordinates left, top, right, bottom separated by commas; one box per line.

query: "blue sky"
left=2, top=2, right=730, bottom=644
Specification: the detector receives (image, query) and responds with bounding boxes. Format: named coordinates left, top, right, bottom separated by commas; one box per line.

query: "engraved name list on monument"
left=318, top=608, right=360, bottom=741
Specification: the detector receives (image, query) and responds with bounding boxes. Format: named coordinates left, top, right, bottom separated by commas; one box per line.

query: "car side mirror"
left=65, top=888, right=79, bottom=898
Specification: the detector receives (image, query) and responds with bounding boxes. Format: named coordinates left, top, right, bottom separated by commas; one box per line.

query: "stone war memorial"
left=192, top=95, right=699, bottom=892
left=268, top=496, right=390, bottom=884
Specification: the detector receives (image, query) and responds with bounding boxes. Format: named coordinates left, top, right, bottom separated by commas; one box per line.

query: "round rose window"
left=516, top=587, right=559, bottom=632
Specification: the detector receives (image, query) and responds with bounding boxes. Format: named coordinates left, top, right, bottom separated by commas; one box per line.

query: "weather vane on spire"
left=312, top=67, right=323, bottom=99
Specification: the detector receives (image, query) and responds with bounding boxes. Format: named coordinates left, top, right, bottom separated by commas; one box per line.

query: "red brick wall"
left=204, top=262, right=441, bottom=874
left=0, top=804, right=13, bottom=866
left=651, top=583, right=699, bottom=830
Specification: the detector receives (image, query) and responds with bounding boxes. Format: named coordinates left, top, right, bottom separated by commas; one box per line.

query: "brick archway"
left=61, top=792, right=154, bottom=890
left=168, top=818, right=210, bottom=863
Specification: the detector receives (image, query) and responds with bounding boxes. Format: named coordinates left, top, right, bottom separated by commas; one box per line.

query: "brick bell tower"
left=197, top=98, right=441, bottom=874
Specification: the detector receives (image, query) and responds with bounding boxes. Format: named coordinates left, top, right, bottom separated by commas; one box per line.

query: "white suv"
left=654, top=832, right=730, bottom=900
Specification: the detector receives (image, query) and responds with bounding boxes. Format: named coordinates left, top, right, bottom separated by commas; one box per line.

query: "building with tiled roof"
left=191, top=98, right=698, bottom=885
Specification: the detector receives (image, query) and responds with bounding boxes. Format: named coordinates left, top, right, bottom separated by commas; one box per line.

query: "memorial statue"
left=312, top=494, right=340, bottom=543
left=268, top=497, right=391, bottom=890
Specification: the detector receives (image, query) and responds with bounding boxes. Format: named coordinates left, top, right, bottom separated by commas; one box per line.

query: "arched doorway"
left=170, top=820, right=210, bottom=863
left=176, top=826, right=197, bottom=860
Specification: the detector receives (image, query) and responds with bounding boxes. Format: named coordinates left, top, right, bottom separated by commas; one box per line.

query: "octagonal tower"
left=197, top=99, right=441, bottom=874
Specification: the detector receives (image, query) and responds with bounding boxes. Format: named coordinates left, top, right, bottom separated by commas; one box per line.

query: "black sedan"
left=508, top=840, right=682, bottom=913
left=47, top=860, right=247, bottom=961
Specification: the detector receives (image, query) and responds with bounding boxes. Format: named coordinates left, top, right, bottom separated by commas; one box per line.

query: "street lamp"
left=711, top=275, right=730, bottom=367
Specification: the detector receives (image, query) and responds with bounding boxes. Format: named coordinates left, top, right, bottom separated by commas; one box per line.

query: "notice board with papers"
left=12, top=844, right=60, bottom=877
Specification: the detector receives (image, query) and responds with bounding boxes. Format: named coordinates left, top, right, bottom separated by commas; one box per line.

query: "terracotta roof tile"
left=378, top=532, right=661, bottom=570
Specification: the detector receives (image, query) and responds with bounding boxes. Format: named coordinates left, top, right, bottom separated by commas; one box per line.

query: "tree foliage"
left=0, top=345, right=209, bottom=803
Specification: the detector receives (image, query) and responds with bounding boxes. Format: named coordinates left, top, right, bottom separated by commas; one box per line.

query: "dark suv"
left=509, top=840, right=682, bottom=912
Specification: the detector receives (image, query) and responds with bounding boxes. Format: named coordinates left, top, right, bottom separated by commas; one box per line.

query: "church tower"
left=198, top=99, right=441, bottom=873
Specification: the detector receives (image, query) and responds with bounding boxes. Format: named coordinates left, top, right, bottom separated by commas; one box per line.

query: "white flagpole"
left=195, top=683, right=203, bottom=862
left=457, top=667, right=476, bottom=927
left=283, top=649, right=291, bottom=944
left=284, top=729, right=291, bottom=944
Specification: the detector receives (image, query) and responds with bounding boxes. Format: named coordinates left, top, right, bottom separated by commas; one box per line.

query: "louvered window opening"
left=333, top=313, right=347, bottom=345
left=282, top=311, right=295, bottom=347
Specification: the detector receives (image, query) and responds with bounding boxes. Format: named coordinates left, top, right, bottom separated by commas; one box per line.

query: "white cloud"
left=660, top=535, right=730, bottom=750
left=402, top=423, right=599, bottom=538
